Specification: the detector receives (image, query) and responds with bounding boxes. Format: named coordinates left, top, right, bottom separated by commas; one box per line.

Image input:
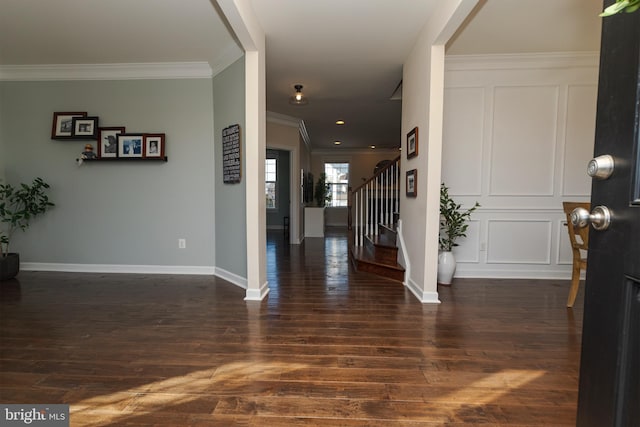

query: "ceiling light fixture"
left=289, top=84, right=308, bottom=105
left=336, top=120, right=345, bottom=125
left=370, top=145, right=376, bottom=149
left=334, top=141, right=342, bottom=145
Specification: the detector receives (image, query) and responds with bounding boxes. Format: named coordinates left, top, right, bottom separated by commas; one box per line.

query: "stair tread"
left=378, top=223, right=397, bottom=234
left=351, top=245, right=404, bottom=271
left=365, top=233, right=397, bottom=248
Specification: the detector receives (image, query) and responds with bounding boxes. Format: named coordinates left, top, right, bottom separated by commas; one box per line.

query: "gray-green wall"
left=0, top=78, right=216, bottom=267
left=213, top=57, right=247, bottom=278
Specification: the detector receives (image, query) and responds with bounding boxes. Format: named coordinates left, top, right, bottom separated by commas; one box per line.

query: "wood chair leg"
left=566, top=263, right=582, bottom=308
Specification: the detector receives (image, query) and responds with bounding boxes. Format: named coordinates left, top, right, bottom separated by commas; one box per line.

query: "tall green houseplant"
left=0, top=177, right=55, bottom=257
left=439, top=183, right=479, bottom=252
left=314, top=172, right=332, bottom=207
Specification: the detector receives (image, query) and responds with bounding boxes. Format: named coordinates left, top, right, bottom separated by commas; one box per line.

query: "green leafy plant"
left=0, top=177, right=55, bottom=257
left=600, top=0, right=640, bottom=16
left=314, top=173, right=332, bottom=207
left=439, top=183, right=479, bottom=252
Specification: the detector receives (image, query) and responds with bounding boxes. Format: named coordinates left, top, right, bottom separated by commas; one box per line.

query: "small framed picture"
left=407, top=126, right=418, bottom=159
left=72, top=116, right=99, bottom=139
left=144, top=133, right=165, bottom=158
left=406, top=169, right=417, bottom=197
left=97, top=127, right=125, bottom=158
left=117, top=134, right=144, bottom=158
left=51, top=112, right=87, bottom=139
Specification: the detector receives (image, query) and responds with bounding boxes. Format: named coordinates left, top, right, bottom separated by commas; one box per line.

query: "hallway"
left=0, top=230, right=583, bottom=425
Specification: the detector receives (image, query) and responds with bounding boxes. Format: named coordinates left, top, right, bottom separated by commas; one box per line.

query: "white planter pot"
left=437, top=251, right=456, bottom=285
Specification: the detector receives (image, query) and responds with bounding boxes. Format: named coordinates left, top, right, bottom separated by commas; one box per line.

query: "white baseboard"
left=405, top=278, right=441, bottom=304
left=21, top=262, right=215, bottom=275
left=214, top=267, right=247, bottom=289
left=20, top=262, right=253, bottom=291
left=244, top=281, right=270, bottom=301
left=453, top=267, right=578, bottom=280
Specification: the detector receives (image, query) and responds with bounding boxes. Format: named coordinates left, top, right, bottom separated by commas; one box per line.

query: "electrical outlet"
left=178, top=239, right=186, bottom=249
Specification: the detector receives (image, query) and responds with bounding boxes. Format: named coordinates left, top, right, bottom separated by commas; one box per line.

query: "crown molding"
left=312, top=147, right=401, bottom=155
left=266, top=111, right=312, bottom=151
left=266, top=111, right=301, bottom=128
left=445, top=51, right=600, bottom=71
left=0, top=62, right=214, bottom=81
left=210, top=45, right=244, bottom=77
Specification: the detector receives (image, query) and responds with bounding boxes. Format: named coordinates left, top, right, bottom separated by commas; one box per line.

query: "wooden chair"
left=563, top=201, right=590, bottom=307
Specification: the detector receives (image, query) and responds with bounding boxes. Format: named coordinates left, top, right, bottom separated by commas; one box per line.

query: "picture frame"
left=406, top=169, right=417, bottom=197
left=117, top=134, right=144, bottom=158
left=97, top=127, right=125, bottom=158
left=407, top=126, right=418, bottom=159
left=144, top=133, right=165, bottom=158
left=72, top=116, right=99, bottom=139
left=51, top=112, right=87, bottom=139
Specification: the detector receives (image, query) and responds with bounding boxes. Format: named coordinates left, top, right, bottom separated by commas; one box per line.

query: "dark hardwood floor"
left=0, top=227, right=583, bottom=426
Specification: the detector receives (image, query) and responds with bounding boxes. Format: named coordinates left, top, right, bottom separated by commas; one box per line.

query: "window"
left=324, top=162, right=349, bottom=207
left=265, top=158, right=277, bottom=209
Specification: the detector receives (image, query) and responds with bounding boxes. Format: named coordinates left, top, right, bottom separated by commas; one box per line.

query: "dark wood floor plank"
left=0, top=228, right=583, bottom=425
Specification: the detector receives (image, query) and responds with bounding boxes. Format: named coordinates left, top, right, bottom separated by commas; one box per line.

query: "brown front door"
left=576, top=3, right=640, bottom=426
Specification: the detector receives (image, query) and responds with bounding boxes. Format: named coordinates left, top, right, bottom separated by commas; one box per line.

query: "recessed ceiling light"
left=336, top=120, right=345, bottom=125
left=334, top=141, right=342, bottom=145
left=370, top=145, right=376, bottom=149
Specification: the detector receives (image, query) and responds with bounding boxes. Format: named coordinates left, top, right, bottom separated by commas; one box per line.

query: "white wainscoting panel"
left=490, top=85, right=559, bottom=196
left=443, top=53, right=597, bottom=280
left=557, top=218, right=574, bottom=265
left=563, top=84, right=598, bottom=196
left=487, top=220, right=552, bottom=264
left=443, top=87, right=484, bottom=195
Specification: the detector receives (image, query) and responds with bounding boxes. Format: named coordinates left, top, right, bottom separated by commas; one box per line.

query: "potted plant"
left=438, top=183, right=479, bottom=285
left=314, top=172, right=332, bottom=207
left=0, top=177, right=55, bottom=281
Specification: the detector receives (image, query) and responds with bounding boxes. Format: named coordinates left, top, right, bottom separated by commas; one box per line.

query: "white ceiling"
left=0, top=0, right=603, bottom=150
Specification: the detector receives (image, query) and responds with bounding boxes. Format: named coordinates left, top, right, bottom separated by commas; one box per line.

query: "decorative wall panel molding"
left=562, top=84, right=598, bottom=196
left=443, top=52, right=597, bottom=279
left=486, top=219, right=552, bottom=264
left=443, top=87, right=485, bottom=196
left=489, top=85, right=559, bottom=196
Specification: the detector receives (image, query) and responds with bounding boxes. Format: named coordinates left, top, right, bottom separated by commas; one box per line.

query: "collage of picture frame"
left=52, top=112, right=166, bottom=160
left=406, top=126, right=418, bottom=197
left=51, top=112, right=99, bottom=140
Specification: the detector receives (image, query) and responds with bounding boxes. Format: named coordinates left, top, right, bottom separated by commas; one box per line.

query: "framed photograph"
left=407, top=126, right=418, bottom=159
left=72, top=116, right=99, bottom=139
left=143, top=133, right=165, bottom=158
left=97, top=127, right=125, bottom=158
left=117, top=134, right=144, bottom=158
left=406, top=169, right=417, bottom=197
left=51, top=112, right=86, bottom=139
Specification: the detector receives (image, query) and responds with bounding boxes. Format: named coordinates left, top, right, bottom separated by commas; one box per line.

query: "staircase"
left=348, top=156, right=405, bottom=282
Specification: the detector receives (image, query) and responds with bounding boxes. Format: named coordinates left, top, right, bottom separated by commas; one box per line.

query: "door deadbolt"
left=571, top=205, right=612, bottom=231
left=587, top=155, right=615, bottom=179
